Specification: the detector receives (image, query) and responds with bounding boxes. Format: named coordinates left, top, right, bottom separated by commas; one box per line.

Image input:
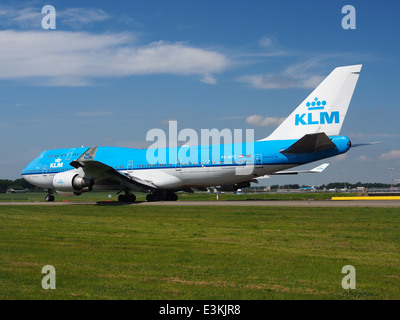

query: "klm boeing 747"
left=21, top=65, right=362, bottom=202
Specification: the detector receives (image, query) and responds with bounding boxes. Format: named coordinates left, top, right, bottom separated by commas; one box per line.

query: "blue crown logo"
left=306, top=97, right=326, bottom=110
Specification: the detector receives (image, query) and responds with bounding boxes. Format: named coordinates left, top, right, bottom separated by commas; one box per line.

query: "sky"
left=0, top=0, right=399, bottom=187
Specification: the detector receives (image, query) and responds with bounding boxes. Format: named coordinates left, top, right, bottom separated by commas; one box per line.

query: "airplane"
left=7, top=188, right=29, bottom=194
left=21, top=64, right=362, bottom=202
left=299, top=186, right=316, bottom=191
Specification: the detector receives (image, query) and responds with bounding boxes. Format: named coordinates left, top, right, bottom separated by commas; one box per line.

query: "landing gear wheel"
left=118, top=193, right=136, bottom=203
left=165, top=192, right=178, bottom=201
left=146, top=192, right=178, bottom=202
left=45, top=195, right=55, bottom=202
left=146, top=193, right=162, bottom=202
left=128, top=194, right=136, bottom=202
left=146, top=194, right=155, bottom=202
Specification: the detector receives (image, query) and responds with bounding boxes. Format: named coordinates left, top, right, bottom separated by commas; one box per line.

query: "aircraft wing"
left=270, top=163, right=330, bottom=175
left=70, top=147, right=158, bottom=191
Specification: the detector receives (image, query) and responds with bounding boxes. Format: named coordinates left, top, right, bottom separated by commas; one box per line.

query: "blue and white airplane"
left=21, top=65, right=362, bottom=202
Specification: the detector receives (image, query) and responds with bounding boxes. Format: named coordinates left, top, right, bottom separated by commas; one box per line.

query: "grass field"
left=0, top=191, right=357, bottom=202
left=0, top=204, right=399, bottom=300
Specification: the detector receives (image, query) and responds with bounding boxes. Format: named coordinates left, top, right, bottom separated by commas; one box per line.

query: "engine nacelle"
left=53, top=171, right=93, bottom=193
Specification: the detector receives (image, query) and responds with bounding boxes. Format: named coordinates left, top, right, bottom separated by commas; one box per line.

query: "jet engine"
left=52, top=171, right=94, bottom=195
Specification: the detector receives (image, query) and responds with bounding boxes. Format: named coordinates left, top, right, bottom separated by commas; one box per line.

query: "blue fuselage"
left=21, top=136, right=350, bottom=191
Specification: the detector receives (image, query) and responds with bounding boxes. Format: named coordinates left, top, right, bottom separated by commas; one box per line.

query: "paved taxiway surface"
left=0, top=200, right=399, bottom=207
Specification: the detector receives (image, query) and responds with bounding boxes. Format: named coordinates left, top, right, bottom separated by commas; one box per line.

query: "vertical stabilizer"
left=262, top=64, right=362, bottom=141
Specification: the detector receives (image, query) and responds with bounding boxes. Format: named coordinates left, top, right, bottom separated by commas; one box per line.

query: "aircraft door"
left=255, top=154, right=263, bottom=168
left=42, top=165, right=47, bottom=177
left=175, top=159, right=181, bottom=171
left=127, top=160, right=134, bottom=173
left=66, top=148, right=75, bottom=161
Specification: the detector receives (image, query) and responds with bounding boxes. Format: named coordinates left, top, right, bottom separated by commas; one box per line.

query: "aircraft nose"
left=21, top=173, right=32, bottom=184
left=21, top=156, right=41, bottom=180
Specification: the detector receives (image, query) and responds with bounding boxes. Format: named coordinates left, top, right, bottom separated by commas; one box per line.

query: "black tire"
left=165, top=192, right=178, bottom=201
left=128, top=194, right=136, bottom=202
left=45, top=195, right=55, bottom=202
left=119, top=194, right=136, bottom=202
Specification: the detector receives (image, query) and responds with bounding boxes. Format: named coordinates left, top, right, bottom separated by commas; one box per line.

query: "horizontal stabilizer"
left=280, top=133, right=337, bottom=154
left=272, top=163, right=329, bottom=175
left=307, top=163, right=330, bottom=173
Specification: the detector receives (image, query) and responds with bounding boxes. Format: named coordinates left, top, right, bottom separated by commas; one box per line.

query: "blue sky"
left=0, top=0, right=399, bottom=186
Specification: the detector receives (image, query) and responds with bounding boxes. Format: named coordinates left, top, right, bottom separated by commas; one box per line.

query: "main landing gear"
left=118, top=193, right=136, bottom=203
left=45, top=190, right=55, bottom=202
left=146, top=191, right=178, bottom=202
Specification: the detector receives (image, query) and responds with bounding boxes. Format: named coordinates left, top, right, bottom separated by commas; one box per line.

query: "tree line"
left=255, top=182, right=399, bottom=191
left=0, top=179, right=36, bottom=193
left=319, top=182, right=398, bottom=190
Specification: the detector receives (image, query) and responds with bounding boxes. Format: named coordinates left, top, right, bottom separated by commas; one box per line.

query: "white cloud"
left=0, top=6, right=41, bottom=29
left=60, top=8, right=111, bottom=27
left=238, top=74, right=291, bottom=89
left=356, top=155, right=369, bottom=162
left=332, top=154, right=348, bottom=162
left=256, top=36, right=288, bottom=57
left=200, top=74, right=217, bottom=85
left=258, top=37, right=273, bottom=48
left=0, top=30, right=229, bottom=86
left=246, top=115, right=285, bottom=127
left=380, top=150, right=400, bottom=160
left=237, top=58, right=325, bottom=90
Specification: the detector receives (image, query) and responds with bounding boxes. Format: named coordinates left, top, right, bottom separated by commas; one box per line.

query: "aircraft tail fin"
left=263, top=64, right=362, bottom=141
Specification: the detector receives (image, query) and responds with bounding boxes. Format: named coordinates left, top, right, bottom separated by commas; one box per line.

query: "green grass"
left=0, top=205, right=399, bottom=299
left=0, top=191, right=148, bottom=202
left=0, top=191, right=357, bottom=202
